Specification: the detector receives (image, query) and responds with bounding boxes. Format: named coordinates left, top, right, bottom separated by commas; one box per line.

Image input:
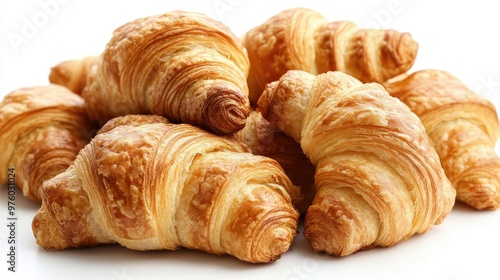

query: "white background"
left=1, top=0, right=500, bottom=279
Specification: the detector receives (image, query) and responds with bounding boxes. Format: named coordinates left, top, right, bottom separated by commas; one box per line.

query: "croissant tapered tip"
left=247, top=210, right=298, bottom=263
left=397, top=32, right=418, bottom=64
left=261, top=230, right=294, bottom=262
left=385, top=31, right=418, bottom=73
left=256, top=81, right=279, bottom=120
left=456, top=170, right=500, bottom=210
left=32, top=207, right=68, bottom=250
left=457, top=187, right=500, bottom=210
left=49, top=56, right=97, bottom=95
left=202, top=84, right=250, bottom=135
left=49, top=61, right=74, bottom=87
left=304, top=206, right=348, bottom=256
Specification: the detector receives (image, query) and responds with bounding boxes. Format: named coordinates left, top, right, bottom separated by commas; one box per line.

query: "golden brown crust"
left=243, top=8, right=326, bottom=105
left=243, top=8, right=418, bottom=104
left=49, top=56, right=97, bottom=95
left=32, top=122, right=299, bottom=263
left=82, top=11, right=250, bottom=135
left=384, top=69, right=500, bottom=209
left=315, top=21, right=418, bottom=83
left=235, top=111, right=316, bottom=213
left=0, top=85, right=95, bottom=202
left=258, top=70, right=455, bottom=256
left=97, top=114, right=170, bottom=134
left=32, top=166, right=104, bottom=249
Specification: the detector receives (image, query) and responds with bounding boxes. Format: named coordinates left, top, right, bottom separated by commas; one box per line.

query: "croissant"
left=82, top=11, right=251, bottom=135
left=243, top=7, right=418, bottom=104
left=384, top=69, right=500, bottom=210
left=258, top=70, right=456, bottom=256
left=0, top=84, right=94, bottom=202
left=32, top=117, right=299, bottom=263
left=235, top=110, right=316, bottom=213
left=49, top=56, right=97, bottom=95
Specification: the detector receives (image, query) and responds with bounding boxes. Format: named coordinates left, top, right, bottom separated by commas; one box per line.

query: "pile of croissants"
left=1, top=8, right=499, bottom=264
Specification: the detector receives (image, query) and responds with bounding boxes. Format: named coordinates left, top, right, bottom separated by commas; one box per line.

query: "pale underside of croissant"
left=235, top=110, right=316, bottom=214
left=0, top=84, right=94, bottom=202
left=32, top=117, right=299, bottom=263
left=82, top=11, right=251, bottom=135
left=384, top=69, right=500, bottom=210
left=258, top=70, right=456, bottom=256
left=243, top=7, right=418, bottom=105
left=49, top=56, right=97, bottom=95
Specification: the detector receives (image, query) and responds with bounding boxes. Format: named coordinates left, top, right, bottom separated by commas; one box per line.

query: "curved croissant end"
left=49, top=56, right=97, bottom=95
